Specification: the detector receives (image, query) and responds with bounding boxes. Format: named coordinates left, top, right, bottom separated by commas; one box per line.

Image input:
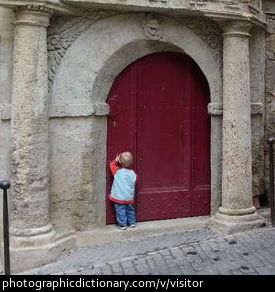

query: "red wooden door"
left=106, top=52, right=210, bottom=224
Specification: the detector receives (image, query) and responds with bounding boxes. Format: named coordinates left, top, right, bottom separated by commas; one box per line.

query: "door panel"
left=106, top=66, right=138, bottom=223
left=136, top=53, right=193, bottom=221
left=106, top=52, right=210, bottom=224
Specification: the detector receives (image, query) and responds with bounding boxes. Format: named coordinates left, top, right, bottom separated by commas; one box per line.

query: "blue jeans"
left=114, top=203, right=136, bottom=227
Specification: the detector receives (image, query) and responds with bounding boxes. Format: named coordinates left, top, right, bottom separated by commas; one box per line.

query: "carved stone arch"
left=51, top=14, right=222, bottom=105
left=50, top=13, right=222, bottom=227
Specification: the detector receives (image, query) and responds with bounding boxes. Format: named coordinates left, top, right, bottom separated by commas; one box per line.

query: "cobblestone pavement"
left=28, top=224, right=275, bottom=275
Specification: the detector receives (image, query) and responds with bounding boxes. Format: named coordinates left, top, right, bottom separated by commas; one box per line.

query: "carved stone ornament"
left=249, top=5, right=260, bottom=16
left=149, top=0, right=168, bottom=3
left=48, top=10, right=116, bottom=95
left=224, top=0, right=240, bottom=10
left=16, top=5, right=53, bottom=15
left=143, top=14, right=164, bottom=40
left=221, top=20, right=252, bottom=36
left=181, top=17, right=223, bottom=73
left=190, top=0, right=207, bottom=6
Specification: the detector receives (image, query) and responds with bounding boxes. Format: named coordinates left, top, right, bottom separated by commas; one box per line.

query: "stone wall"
left=0, top=7, right=268, bottom=236
left=250, top=27, right=266, bottom=201
left=47, top=11, right=116, bottom=232
left=0, top=0, right=268, bottom=272
left=265, top=13, right=275, bottom=193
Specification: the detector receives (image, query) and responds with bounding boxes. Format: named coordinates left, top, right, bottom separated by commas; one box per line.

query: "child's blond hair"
left=120, top=152, right=133, bottom=168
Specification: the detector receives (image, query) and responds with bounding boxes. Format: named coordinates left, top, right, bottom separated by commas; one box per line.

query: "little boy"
left=109, top=152, right=137, bottom=230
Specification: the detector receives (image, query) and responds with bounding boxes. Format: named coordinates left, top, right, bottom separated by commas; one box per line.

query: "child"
left=109, top=152, right=137, bottom=230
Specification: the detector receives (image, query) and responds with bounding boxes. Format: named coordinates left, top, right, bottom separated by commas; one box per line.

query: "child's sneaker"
left=117, top=225, right=127, bottom=230
left=129, top=224, right=136, bottom=228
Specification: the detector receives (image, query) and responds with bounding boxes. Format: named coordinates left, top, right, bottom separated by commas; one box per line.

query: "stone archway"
left=50, top=13, right=222, bottom=227
left=106, top=51, right=211, bottom=223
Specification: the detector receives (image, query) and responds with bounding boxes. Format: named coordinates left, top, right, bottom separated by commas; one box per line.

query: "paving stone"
left=22, top=226, right=275, bottom=276
left=170, top=247, right=185, bottom=258
left=135, top=264, right=150, bottom=273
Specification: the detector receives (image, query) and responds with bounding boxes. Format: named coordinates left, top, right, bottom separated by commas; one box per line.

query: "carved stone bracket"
left=0, top=104, right=11, bottom=120
left=208, top=103, right=223, bottom=116
left=93, top=103, right=110, bottom=116
left=251, top=102, right=264, bottom=115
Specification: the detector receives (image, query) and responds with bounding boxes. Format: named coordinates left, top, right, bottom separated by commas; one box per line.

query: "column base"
left=9, top=227, right=76, bottom=273
left=210, top=207, right=266, bottom=234
left=10, top=224, right=56, bottom=246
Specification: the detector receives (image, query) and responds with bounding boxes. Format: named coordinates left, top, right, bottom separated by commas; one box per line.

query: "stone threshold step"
left=76, top=216, right=210, bottom=248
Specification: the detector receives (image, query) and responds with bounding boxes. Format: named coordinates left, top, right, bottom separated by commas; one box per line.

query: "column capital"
left=0, top=1, right=81, bottom=16
left=13, top=5, right=53, bottom=27
left=221, top=21, right=252, bottom=38
left=15, top=4, right=53, bottom=15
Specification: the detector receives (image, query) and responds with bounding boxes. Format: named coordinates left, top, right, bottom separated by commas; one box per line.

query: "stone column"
left=211, top=21, right=265, bottom=233
left=0, top=5, right=14, bottom=268
left=10, top=5, right=54, bottom=242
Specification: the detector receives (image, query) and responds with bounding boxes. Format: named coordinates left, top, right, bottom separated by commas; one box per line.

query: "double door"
left=106, top=52, right=210, bottom=224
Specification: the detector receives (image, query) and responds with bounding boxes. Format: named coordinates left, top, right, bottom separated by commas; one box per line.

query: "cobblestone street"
left=27, top=221, right=275, bottom=276
left=0, top=0, right=274, bottom=278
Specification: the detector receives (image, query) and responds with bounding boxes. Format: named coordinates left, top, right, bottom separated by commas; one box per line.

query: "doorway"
left=106, top=52, right=210, bottom=224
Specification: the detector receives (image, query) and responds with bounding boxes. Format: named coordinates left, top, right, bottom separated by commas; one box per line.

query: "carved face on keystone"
left=147, top=17, right=159, bottom=34
left=144, top=14, right=163, bottom=40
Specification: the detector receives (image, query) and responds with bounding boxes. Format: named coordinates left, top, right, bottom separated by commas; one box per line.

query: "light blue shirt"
left=111, top=168, right=137, bottom=203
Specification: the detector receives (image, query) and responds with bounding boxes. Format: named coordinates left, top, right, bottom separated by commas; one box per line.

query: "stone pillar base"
left=210, top=208, right=266, bottom=234
left=10, top=224, right=55, bottom=244
left=10, top=230, right=75, bottom=274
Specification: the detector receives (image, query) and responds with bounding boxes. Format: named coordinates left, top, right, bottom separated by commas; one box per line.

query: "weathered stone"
left=7, top=5, right=74, bottom=273
left=0, top=0, right=271, bottom=273
left=222, top=21, right=253, bottom=210
left=250, top=27, right=265, bottom=199
left=50, top=13, right=222, bottom=228
left=265, top=8, right=275, bottom=195
left=10, top=6, right=51, bottom=234
left=0, top=6, right=14, bottom=264
left=211, top=21, right=265, bottom=233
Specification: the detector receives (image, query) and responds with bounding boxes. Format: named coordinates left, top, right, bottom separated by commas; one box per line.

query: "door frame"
left=50, top=14, right=223, bottom=226
left=106, top=52, right=211, bottom=223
